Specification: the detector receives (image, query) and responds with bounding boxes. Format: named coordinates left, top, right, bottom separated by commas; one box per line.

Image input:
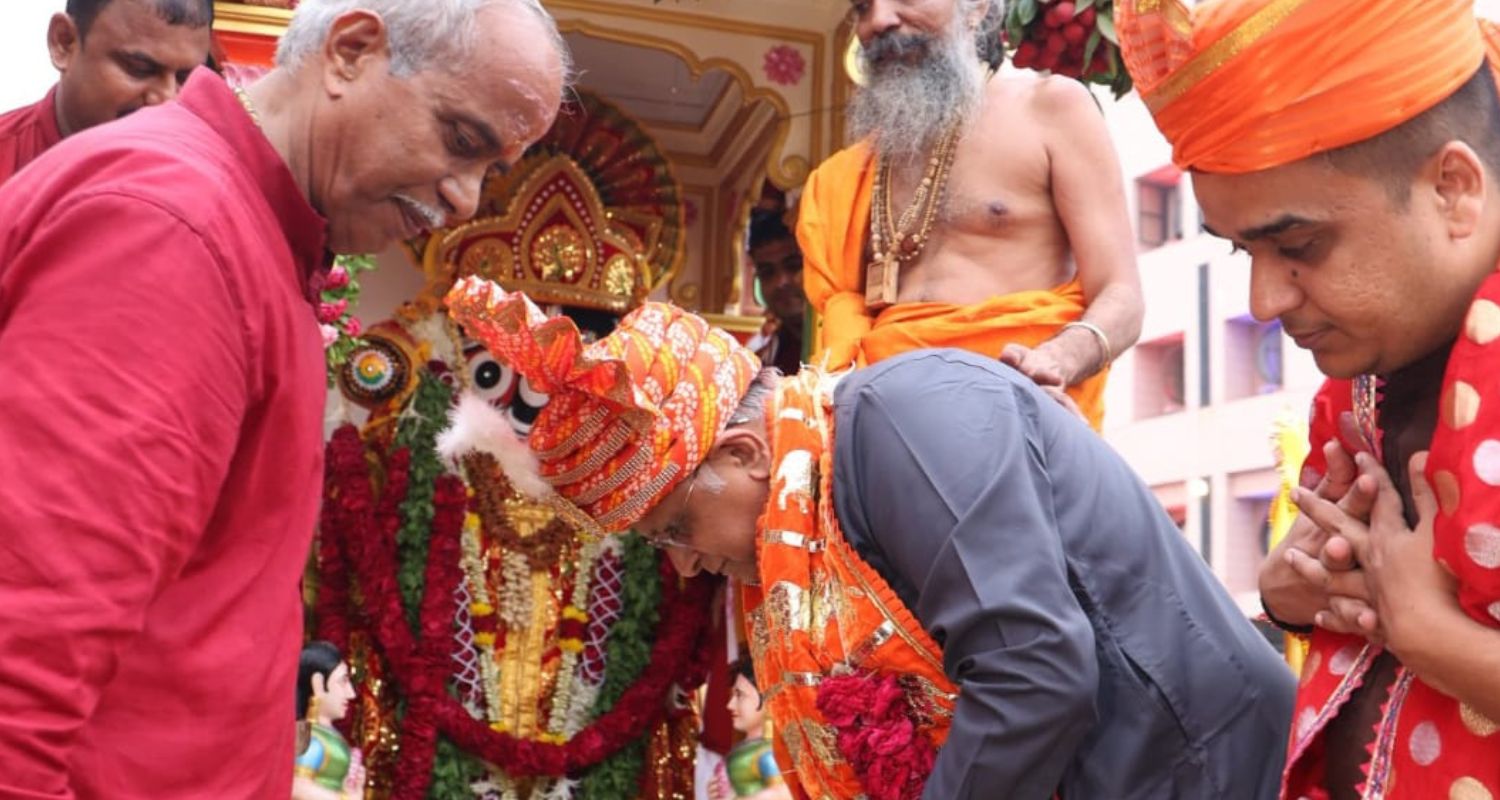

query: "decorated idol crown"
left=403, top=89, right=685, bottom=317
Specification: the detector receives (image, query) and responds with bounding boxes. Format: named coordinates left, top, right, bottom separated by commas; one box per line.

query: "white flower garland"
left=460, top=512, right=504, bottom=727
left=497, top=550, right=532, bottom=630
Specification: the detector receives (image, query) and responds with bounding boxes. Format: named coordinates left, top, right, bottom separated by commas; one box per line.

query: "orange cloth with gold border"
left=1117, top=0, right=1485, bottom=173
left=445, top=277, right=760, bottom=533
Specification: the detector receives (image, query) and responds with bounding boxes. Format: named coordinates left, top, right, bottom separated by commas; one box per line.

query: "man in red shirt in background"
left=0, top=0, right=570, bottom=797
left=0, top=0, right=213, bottom=185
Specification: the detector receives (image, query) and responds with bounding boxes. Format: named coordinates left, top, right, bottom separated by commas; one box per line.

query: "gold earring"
left=307, top=694, right=321, bottom=722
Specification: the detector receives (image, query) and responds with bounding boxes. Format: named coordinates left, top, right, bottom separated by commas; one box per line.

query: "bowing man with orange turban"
left=800, top=0, right=1143, bottom=430
left=1121, top=1, right=1500, bottom=798
left=441, top=277, right=1294, bottom=799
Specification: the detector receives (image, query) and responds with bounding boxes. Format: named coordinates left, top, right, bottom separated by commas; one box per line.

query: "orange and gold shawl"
left=798, top=143, right=1107, bottom=430
left=744, top=367, right=956, bottom=800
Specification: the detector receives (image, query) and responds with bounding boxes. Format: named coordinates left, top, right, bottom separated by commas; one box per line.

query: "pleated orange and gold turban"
left=1118, top=0, right=1497, bottom=174
left=443, top=277, right=761, bottom=535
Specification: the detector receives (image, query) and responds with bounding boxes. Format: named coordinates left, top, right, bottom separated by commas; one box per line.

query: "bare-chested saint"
left=800, top=0, right=1142, bottom=427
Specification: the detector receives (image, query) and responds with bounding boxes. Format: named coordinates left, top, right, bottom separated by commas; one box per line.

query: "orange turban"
left=443, top=277, right=761, bottom=534
left=1118, top=0, right=1491, bottom=174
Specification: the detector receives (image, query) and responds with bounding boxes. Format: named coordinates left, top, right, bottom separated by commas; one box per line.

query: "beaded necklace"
left=865, top=124, right=962, bottom=311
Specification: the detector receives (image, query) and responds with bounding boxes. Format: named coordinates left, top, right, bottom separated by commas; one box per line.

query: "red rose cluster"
left=1011, top=1, right=1108, bottom=80
left=815, top=671, right=939, bottom=800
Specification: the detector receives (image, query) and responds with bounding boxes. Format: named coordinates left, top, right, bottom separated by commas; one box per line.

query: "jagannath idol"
left=311, top=90, right=719, bottom=799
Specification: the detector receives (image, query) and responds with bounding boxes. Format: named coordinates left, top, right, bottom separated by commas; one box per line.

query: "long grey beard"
left=847, top=30, right=985, bottom=166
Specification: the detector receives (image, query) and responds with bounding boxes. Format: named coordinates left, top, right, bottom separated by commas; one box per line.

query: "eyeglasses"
left=643, top=466, right=701, bottom=550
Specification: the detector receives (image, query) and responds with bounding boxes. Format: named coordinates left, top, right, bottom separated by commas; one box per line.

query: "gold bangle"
left=1062, top=320, right=1112, bottom=365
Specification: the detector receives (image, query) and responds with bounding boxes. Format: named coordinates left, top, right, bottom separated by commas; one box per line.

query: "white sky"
left=0, top=1, right=62, bottom=112
left=3, top=1, right=1500, bottom=114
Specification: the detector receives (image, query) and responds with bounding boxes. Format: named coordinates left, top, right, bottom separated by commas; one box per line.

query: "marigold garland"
left=319, top=425, right=715, bottom=797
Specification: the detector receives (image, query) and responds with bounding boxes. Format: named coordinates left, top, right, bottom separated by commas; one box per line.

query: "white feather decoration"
left=437, top=392, right=553, bottom=499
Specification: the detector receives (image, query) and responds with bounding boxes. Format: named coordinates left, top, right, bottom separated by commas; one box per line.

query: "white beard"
left=847, top=21, right=986, bottom=166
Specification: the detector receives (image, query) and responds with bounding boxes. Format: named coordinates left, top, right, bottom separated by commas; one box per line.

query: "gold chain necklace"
left=866, top=124, right=962, bottom=311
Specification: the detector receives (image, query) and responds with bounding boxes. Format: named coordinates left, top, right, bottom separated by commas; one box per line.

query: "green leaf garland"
left=392, top=371, right=456, bottom=633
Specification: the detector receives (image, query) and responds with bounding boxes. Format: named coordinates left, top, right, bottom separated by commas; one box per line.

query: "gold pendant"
left=865, top=253, right=900, bottom=311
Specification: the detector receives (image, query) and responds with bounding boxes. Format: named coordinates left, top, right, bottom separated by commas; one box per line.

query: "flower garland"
left=815, top=672, right=940, bottom=800
left=321, top=429, right=715, bottom=796
left=392, top=372, right=456, bottom=632
left=429, top=563, right=709, bottom=778
left=321, top=254, right=376, bottom=385
left=460, top=512, right=504, bottom=727
left=577, top=534, right=663, bottom=797
left=544, top=550, right=599, bottom=742
left=315, top=426, right=366, bottom=653
left=490, top=536, right=604, bottom=800
left=497, top=551, right=533, bottom=631
left=389, top=472, right=468, bottom=798
left=470, top=455, right=578, bottom=565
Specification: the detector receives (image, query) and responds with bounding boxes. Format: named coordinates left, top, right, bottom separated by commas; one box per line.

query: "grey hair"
left=972, top=0, right=1006, bottom=70
left=276, top=0, right=572, bottom=84
left=726, top=368, right=783, bottom=429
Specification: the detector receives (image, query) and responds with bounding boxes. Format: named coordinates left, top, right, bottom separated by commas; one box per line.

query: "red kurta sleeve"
left=1301, top=377, right=1354, bottom=486
left=0, top=191, right=250, bottom=792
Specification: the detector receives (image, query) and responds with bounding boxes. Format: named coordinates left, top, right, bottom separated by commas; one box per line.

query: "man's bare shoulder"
left=987, top=71, right=1099, bottom=120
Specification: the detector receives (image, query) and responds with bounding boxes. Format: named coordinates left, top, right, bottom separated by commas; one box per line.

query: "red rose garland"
left=358, top=445, right=418, bottom=661
left=315, top=426, right=366, bottom=652
left=317, top=425, right=715, bottom=796
left=389, top=473, right=467, bottom=798
left=816, top=672, right=939, bottom=800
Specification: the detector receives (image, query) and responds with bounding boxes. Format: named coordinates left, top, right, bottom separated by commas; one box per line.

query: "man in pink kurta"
left=0, top=67, right=328, bottom=798
left=0, top=1, right=570, bottom=796
left=0, top=87, right=64, bottom=185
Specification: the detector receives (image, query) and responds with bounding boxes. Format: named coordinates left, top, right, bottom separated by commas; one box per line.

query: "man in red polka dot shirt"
left=1121, top=1, right=1500, bottom=799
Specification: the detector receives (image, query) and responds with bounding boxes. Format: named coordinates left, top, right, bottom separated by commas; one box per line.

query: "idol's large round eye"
left=466, top=348, right=516, bottom=406
left=339, top=338, right=410, bottom=408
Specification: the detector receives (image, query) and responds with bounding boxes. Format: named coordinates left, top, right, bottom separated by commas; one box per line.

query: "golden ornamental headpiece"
left=403, top=89, right=685, bottom=315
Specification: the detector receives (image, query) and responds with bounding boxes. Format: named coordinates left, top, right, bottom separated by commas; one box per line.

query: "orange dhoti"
left=799, top=142, right=1108, bottom=429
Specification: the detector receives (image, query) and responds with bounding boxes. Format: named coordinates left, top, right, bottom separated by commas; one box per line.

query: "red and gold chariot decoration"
left=318, top=90, right=715, bottom=800
left=402, top=89, right=684, bottom=321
